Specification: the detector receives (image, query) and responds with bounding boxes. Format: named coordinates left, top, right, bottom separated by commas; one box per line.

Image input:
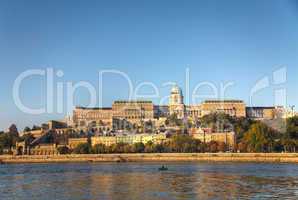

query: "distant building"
left=91, top=136, right=117, bottom=147
left=246, top=107, right=276, bottom=120
left=73, top=107, right=113, bottom=129
left=91, top=133, right=167, bottom=146
left=48, top=120, right=68, bottom=130
left=29, top=144, right=59, bottom=155
left=169, top=85, right=186, bottom=119
left=73, top=100, right=154, bottom=130
left=192, top=131, right=235, bottom=150
left=112, top=100, right=154, bottom=123
left=154, top=105, right=169, bottom=118
left=72, top=85, right=284, bottom=131
left=201, top=100, right=246, bottom=118
left=186, top=105, right=202, bottom=119
left=68, top=138, right=88, bottom=149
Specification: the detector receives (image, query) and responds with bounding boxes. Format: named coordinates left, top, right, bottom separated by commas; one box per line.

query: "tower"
left=169, top=85, right=185, bottom=119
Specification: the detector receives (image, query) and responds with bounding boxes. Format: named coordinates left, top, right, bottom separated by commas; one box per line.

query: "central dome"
left=171, top=85, right=182, bottom=95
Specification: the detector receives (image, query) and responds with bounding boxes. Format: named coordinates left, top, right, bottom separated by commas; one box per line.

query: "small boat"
left=158, top=165, right=168, bottom=171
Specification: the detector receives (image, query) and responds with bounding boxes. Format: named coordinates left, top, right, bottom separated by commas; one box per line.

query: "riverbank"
left=1, top=153, right=298, bottom=164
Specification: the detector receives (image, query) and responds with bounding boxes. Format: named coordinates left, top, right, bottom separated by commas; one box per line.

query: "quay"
left=0, top=153, right=298, bottom=164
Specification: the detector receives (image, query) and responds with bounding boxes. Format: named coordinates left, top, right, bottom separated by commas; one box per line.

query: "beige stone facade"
left=73, top=107, right=113, bottom=128
left=192, top=131, right=235, bottom=149
left=169, top=85, right=185, bottom=119
left=91, top=136, right=117, bottom=146
left=68, top=138, right=89, bottom=149
left=72, top=86, right=281, bottom=130
left=246, top=107, right=276, bottom=120
left=186, top=105, right=202, bottom=119
left=112, top=100, right=154, bottom=122
left=201, top=100, right=246, bottom=118
left=73, top=101, right=154, bottom=129
left=29, top=144, right=59, bottom=155
left=91, top=133, right=167, bottom=146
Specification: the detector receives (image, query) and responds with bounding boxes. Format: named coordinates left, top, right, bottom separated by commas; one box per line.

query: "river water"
left=0, top=162, right=298, bottom=200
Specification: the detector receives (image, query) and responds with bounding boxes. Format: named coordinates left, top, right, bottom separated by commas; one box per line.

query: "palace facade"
left=72, top=85, right=282, bottom=129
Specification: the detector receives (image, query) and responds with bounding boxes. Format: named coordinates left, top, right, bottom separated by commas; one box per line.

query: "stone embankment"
left=0, top=153, right=298, bottom=164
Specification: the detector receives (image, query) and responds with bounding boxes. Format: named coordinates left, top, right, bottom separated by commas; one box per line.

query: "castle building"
left=192, top=131, right=235, bottom=150
left=186, top=105, right=202, bottom=120
left=91, top=133, right=167, bottom=147
left=72, top=85, right=282, bottom=130
left=246, top=107, right=276, bottom=120
left=112, top=100, right=154, bottom=122
left=168, top=85, right=186, bottom=119
left=200, top=100, right=246, bottom=118
left=73, top=100, right=154, bottom=130
left=73, top=107, right=113, bottom=128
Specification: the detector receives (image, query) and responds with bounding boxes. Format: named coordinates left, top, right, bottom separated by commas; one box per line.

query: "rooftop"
left=203, top=100, right=244, bottom=104
left=113, top=100, right=153, bottom=104
left=75, top=107, right=112, bottom=110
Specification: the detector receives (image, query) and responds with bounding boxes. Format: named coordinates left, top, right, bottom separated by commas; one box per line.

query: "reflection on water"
left=0, top=162, right=298, bottom=200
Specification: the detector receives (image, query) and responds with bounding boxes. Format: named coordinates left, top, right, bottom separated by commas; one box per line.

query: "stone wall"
left=1, top=153, right=298, bottom=164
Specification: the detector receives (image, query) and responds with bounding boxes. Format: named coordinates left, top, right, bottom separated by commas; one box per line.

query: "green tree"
left=242, top=122, right=276, bottom=152
left=207, top=141, right=219, bottom=153
left=201, top=113, right=234, bottom=132
left=132, top=142, right=145, bottom=153
left=32, top=125, right=41, bottom=131
left=282, top=116, right=298, bottom=152
left=92, top=144, right=107, bottom=154
left=73, top=143, right=91, bottom=154
left=165, top=113, right=183, bottom=127
left=23, top=127, right=31, bottom=132
left=8, top=124, right=19, bottom=137
left=57, top=146, right=71, bottom=154
left=19, top=133, right=35, bottom=144
left=169, top=135, right=200, bottom=153
left=144, top=120, right=153, bottom=133
left=109, top=143, right=132, bottom=153
left=152, top=143, right=166, bottom=153
left=144, top=141, right=154, bottom=153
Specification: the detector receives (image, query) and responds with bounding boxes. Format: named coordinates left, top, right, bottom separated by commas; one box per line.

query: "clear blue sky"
left=1, top=0, right=298, bottom=131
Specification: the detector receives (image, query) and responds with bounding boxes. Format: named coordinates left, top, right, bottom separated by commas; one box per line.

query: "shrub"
left=73, top=143, right=91, bottom=154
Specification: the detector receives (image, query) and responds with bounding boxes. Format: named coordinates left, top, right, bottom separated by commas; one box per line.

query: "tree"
left=281, top=116, right=298, bottom=152
left=165, top=113, right=183, bottom=127
left=201, top=113, right=235, bottom=132
left=217, top=142, right=227, bottom=152
left=144, top=141, right=154, bottom=153
left=109, top=143, right=131, bottom=153
left=153, top=143, right=166, bottom=153
left=169, top=135, right=200, bottom=153
left=0, top=125, right=20, bottom=149
left=92, top=144, right=107, bottom=154
left=32, top=125, right=41, bottom=131
left=242, top=122, right=276, bottom=152
left=234, top=117, right=254, bottom=142
left=73, top=143, right=91, bottom=154
left=237, top=142, right=247, bottom=152
left=132, top=142, right=145, bottom=153
left=8, top=124, right=19, bottom=135
left=144, top=121, right=153, bottom=133
left=57, top=146, right=71, bottom=154
left=23, top=127, right=31, bottom=132
left=208, top=141, right=219, bottom=153
left=19, top=133, right=35, bottom=144
left=0, top=133, right=16, bottom=149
